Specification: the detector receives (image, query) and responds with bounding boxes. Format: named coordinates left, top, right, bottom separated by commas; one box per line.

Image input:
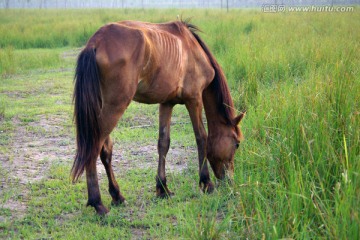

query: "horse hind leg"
left=100, top=136, right=126, bottom=206
left=85, top=156, right=109, bottom=215
left=87, top=80, right=136, bottom=215
left=86, top=100, right=131, bottom=215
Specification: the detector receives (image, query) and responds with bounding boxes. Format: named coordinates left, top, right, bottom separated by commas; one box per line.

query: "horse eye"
left=235, top=143, right=240, bottom=149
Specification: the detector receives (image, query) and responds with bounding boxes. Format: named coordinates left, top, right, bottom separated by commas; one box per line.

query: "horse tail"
left=71, top=47, right=102, bottom=182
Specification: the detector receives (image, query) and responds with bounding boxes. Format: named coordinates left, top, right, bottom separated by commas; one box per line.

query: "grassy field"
left=0, top=8, right=359, bottom=239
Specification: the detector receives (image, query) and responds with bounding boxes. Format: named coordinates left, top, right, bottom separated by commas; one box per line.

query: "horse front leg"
left=185, top=99, right=214, bottom=193
left=156, top=103, right=174, bottom=198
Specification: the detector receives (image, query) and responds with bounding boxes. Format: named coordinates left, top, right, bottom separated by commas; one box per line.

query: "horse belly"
left=134, top=32, right=185, bottom=104
left=133, top=77, right=182, bottom=104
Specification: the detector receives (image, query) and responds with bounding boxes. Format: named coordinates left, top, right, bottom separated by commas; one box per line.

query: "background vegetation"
left=1, top=8, right=359, bottom=239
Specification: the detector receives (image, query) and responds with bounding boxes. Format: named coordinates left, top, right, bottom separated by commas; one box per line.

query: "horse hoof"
left=95, top=205, right=109, bottom=215
left=201, top=181, right=215, bottom=194
left=157, top=191, right=174, bottom=199
left=111, top=199, right=126, bottom=206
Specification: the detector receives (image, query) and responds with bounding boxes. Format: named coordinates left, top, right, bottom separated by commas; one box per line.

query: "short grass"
left=1, top=8, right=359, bottom=239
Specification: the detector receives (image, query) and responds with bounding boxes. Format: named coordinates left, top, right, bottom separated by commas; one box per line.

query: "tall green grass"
left=0, top=9, right=359, bottom=239
left=0, top=9, right=187, bottom=49
left=0, top=47, right=62, bottom=75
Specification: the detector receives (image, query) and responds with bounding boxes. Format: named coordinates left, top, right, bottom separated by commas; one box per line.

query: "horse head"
left=207, top=112, right=245, bottom=180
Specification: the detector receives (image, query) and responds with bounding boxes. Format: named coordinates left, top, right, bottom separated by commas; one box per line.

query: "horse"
left=72, top=20, right=245, bottom=215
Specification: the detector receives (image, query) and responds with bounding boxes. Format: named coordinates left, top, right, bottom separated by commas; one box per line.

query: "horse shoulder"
left=181, top=36, right=215, bottom=98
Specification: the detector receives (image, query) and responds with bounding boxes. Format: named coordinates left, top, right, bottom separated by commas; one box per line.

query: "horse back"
left=120, top=21, right=214, bottom=103
left=86, top=21, right=214, bottom=104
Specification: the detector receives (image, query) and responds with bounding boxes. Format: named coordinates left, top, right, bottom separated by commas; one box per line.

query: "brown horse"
left=72, top=20, right=245, bottom=215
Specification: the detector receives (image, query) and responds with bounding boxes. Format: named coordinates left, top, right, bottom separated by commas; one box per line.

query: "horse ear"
left=234, top=112, right=246, bottom=125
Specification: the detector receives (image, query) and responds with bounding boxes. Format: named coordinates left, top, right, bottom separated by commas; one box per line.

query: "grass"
left=1, top=8, right=359, bottom=239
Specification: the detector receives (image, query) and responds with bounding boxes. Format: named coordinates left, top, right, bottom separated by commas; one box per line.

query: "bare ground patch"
left=108, top=143, right=195, bottom=178
left=1, top=113, right=196, bottom=220
left=4, top=115, right=74, bottom=184
left=3, top=114, right=194, bottom=183
left=0, top=114, right=74, bottom=220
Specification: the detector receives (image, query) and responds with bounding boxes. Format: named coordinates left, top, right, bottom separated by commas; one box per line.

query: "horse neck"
left=202, top=86, right=233, bottom=137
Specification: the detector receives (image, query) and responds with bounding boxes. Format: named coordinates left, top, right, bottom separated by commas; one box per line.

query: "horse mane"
left=182, top=20, right=236, bottom=126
